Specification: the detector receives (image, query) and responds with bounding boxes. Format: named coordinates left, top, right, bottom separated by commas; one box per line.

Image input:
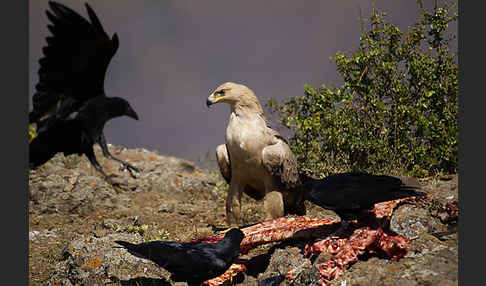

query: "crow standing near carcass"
left=115, top=228, right=245, bottom=286
left=304, top=172, right=425, bottom=228
left=29, top=1, right=140, bottom=186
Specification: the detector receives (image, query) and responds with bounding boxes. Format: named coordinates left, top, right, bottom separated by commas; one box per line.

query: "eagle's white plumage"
left=207, top=82, right=305, bottom=225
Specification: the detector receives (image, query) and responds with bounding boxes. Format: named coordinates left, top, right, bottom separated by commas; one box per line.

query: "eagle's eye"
left=217, top=89, right=226, bottom=96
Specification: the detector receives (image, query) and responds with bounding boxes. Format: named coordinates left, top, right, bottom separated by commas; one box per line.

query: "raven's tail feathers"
left=114, top=240, right=136, bottom=250
left=397, top=176, right=426, bottom=197
left=113, top=240, right=150, bottom=261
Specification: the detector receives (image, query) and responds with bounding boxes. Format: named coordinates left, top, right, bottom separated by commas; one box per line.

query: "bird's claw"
left=119, top=163, right=140, bottom=178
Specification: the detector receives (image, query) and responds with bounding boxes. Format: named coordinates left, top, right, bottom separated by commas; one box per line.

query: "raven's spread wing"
left=30, top=1, right=119, bottom=126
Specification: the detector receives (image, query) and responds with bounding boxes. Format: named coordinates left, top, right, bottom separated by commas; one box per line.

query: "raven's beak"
left=127, top=107, right=139, bottom=120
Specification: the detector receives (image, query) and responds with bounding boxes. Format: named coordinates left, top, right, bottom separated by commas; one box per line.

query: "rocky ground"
left=29, top=145, right=458, bottom=286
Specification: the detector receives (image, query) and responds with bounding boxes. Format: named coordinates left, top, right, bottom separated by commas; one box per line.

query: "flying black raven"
left=29, top=1, right=139, bottom=186
left=304, top=172, right=425, bottom=223
left=114, top=228, right=245, bottom=286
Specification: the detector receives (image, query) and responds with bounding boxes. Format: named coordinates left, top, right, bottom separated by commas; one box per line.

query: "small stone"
left=29, top=231, right=40, bottom=241
left=157, top=203, right=174, bottom=213
left=390, top=204, right=446, bottom=239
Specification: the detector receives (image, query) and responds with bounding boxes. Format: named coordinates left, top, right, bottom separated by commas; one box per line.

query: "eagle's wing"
left=216, top=143, right=264, bottom=200
left=30, top=1, right=119, bottom=126
left=261, top=128, right=300, bottom=190
left=216, top=144, right=231, bottom=184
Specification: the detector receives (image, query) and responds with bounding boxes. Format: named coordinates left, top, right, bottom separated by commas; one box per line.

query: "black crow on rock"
left=304, top=172, right=425, bottom=223
left=29, top=1, right=139, bottom=186
left=114, top=228, right=245, bottom=286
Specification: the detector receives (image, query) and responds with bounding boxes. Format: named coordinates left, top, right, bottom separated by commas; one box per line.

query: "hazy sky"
left=29, top=0, right=457, bottom=167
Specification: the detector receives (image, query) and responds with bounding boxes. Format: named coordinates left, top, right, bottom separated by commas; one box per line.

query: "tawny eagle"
left=207, top=82, right=305, bottom=225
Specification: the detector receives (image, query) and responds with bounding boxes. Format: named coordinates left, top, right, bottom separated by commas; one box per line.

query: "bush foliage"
left=267, top=0, right=458, bottom=178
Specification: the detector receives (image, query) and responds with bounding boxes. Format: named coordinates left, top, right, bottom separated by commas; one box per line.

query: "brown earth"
left=29, top=145, right=458, bottom=286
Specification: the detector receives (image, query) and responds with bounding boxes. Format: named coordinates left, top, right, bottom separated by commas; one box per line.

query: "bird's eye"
left=217, top=89, right=225, bottom=96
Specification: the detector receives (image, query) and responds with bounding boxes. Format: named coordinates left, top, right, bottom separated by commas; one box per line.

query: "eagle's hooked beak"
left=206, top=96, right=214, bottom=107
left=207, top=89, right=226, bottom=107
left=206, top=93, right=217, bottom=107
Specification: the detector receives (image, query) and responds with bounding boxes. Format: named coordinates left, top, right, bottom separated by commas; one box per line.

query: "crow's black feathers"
left=115, top=228, right=245, bottom=286
left=305, top=172, right=425, bottom=221
left=29, top=1, right=139, bottom=185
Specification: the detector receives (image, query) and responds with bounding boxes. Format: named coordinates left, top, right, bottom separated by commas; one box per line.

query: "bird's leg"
left=99, top=134, right=140, bottom=177
left=85, top=147, right=118, bottom=186
left=263, top=191, right=285, bottom=220
left=263, top=179, right=285, bottom=220
left=226, top=183, right=242, bottom=226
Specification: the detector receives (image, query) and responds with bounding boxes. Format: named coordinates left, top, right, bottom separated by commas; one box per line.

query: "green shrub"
left=267, top=0, right=458, bottom=178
